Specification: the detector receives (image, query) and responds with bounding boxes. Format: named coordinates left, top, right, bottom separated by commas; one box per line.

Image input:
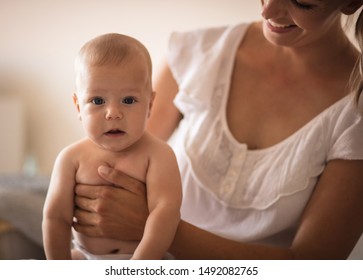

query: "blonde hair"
left=75, top=33, right=152, bottom=86
left=350, top=9, right=363, bottom=104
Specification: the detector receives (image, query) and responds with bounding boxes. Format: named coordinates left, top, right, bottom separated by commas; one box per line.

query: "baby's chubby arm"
left=42, top=146, right=78, bottom=259
left=131, top=142, right=182, bottom=260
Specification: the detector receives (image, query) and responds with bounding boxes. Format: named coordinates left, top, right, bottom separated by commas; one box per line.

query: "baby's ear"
left=73, top=93, right=82, bottom=120
left=73, top=93, right=80, bottom=112
left=342, top=0, right=363, bottom=15
left=148, top=91, right=156, bottom=118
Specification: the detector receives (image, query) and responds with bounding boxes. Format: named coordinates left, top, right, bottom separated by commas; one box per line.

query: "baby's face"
left=74, top=58, right=153, bottom=152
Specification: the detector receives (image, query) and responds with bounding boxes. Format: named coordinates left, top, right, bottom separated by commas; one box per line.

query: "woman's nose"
left=261, top=0, right=286, bottom=20
left=105, top=104, right=123, bottom=120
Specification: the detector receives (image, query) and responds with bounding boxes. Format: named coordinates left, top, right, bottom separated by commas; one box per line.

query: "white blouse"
left=167, top=23, right=363, bottom=246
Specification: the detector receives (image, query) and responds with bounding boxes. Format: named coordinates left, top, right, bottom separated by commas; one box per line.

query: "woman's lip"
left=266, top=19, right=297, bottom=33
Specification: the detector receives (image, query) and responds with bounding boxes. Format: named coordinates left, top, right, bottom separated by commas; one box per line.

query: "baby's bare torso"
left=72, top=138, right=150, bottom=255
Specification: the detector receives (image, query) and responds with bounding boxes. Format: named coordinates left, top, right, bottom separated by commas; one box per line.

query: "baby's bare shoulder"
left=57, top=138, right=96, bottom=161
left=143, top=132, right=174, bottom=153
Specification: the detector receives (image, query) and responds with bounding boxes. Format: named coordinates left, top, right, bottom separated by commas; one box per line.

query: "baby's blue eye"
left=91, top=97, right=105, bottom=105
left=122, top=97, right=137, bottom=105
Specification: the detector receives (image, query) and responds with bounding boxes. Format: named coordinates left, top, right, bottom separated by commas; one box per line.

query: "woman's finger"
left=74, top=207, right=98, bottom=225
left=75, top=184, right=103, bottom=199
left=73, top=223, right=101, bottom=238
left=74, top=195, right=97, bottom=212
left=98, top=165, right=146, bottom=195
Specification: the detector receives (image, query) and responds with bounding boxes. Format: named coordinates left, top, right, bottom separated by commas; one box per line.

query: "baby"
left=42, top=33, right=182, bottom=260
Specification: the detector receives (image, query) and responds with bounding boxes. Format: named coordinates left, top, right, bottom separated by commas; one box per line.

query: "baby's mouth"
left=105, top=129, right=125, bottom=136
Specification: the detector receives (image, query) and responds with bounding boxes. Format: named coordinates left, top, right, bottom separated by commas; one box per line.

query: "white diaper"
left=72, top=240, right=132, bottom=260
left=72, top=240, right=175, bottom=260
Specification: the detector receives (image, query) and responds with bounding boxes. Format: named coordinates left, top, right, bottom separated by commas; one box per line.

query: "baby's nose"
left=105, top=105, right=123, bottom=120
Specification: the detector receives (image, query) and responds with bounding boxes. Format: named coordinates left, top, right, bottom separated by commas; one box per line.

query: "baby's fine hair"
left=75, top=33, right=152, bottom=79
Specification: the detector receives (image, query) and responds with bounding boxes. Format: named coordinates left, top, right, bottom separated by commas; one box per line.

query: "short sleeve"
left=327, top=94, right=363, bottom=161
left=167, top=24, right=249, bottom=115
left=167, top=26, right=229, bottom=88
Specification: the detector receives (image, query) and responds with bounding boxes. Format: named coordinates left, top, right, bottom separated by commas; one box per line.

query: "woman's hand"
left=73, top=166, right=148, bottom=241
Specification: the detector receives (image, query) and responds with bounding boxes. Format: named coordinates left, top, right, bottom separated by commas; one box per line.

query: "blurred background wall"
left=0, top=0, right=261, bottom=175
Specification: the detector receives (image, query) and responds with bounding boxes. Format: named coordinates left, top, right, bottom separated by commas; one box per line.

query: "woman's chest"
left=226, top=60, right=345, bottom=150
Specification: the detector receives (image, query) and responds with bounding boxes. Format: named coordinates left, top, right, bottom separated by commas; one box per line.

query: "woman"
left=73, top=0, right=363, bottom=259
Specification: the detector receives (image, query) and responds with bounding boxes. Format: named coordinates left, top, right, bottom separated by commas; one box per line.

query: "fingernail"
left=99, top=165, right=111, bottom=175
